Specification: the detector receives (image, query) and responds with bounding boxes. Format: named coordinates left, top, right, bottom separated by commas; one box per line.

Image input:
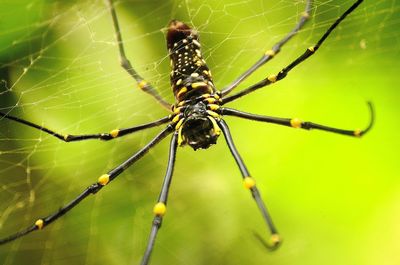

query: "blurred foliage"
left=0, top=1, right=399, bottom=265
left=0, top=0, right=47, bottom=62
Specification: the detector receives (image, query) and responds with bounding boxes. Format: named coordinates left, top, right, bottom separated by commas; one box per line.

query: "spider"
left=0, top=0, right=373, bottom=264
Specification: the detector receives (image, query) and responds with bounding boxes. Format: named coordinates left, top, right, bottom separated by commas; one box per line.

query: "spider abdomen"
left=167, top=20, right=216, bottom=102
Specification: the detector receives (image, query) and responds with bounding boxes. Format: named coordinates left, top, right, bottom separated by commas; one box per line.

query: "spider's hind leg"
left=141, top=132, right=178, bottom=265
left=0, top=125, right=173, bottom=245
left=218, top=119, right=281, bottom=250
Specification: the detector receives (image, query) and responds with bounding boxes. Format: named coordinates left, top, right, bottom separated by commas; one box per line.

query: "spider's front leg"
left=222, top=0, right=364, bottom=104
left=221, top=0, right=313, bottom=96
left=106, top=0, right=171, bottom=110
left=0, top=111, right=169, bottom=142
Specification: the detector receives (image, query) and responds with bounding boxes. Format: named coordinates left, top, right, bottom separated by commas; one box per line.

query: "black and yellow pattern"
left=0, top=1, right=373, bottom=265
left=167, top=20, right=216, bottom=101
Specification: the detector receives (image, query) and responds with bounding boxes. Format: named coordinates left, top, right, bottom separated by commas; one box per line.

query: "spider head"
left=180, top=102, right=220, bottom=150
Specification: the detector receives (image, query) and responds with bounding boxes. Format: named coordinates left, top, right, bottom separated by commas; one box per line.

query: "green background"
left=0, top=0, right=399, bottom=265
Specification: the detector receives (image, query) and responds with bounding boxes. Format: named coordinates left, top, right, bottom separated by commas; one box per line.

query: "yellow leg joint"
left=175, top=118, right=185, bottom=130
left=206, top=110, right=220, bottom=119
left=308, top=46, right=315, bottom=53
left=270, top=233, right=281, bottom=245
left=243, top=177, right=256, bottom=189
left=177, top=100, right=186, bottom=107
left=153, top=202, right=167, bottom=216
left=35, top=219, right=44, bottom=230
left=301, top=11, right=310, bottom=19
left=265, top=49, right=276, bottom=57
left=173, top=107, right=184, bottom=115
left=354, top=129, right=362, bottom=137
left=290, top=118, right=302, bottom=128
left=207, top=116, right=221, bottom=136
left=138, top=80, right=148, bottom=90
left=172, top=114, right=181, bottom=124
left=110, top=129, right=120, bottom=138
left=177, top=126, right=185, bottom=146
left=267, top=75, right=277, bottom=83
left=98, top=174, right=110, bottom=186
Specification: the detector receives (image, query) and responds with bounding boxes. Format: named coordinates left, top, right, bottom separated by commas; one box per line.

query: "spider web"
left=0, top=0, right=399, bottom=265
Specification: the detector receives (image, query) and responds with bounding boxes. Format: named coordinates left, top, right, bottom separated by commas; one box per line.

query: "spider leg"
left=0, top=111, right=170, bottom=142
left=220, top=101, right=374, bottom=137
left=221, top=0, right=312, bottom=96
left=141, top=132, right=178, bottom=265
left=0, top=125, right=173, bottom=245
left=222, top=0, right=363, bottom=104
left=218, top=119, right=280, bottom=250
left=106, top=0, right=171, bottom=110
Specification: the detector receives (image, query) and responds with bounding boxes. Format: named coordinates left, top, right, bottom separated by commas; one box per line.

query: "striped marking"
left=177, top=87, right=188, bottom=98
left=191, top=82, right=207, bottom=89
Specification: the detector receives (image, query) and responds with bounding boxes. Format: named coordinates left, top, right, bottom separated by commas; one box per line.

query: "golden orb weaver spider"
left=0, top=0, right=373, bottom=264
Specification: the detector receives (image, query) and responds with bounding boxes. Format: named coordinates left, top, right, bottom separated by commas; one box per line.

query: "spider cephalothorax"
left=179, top=101, right=220, bottom=150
